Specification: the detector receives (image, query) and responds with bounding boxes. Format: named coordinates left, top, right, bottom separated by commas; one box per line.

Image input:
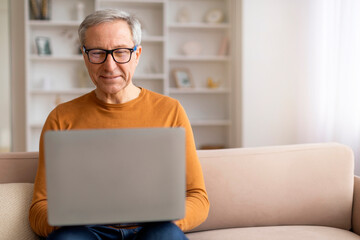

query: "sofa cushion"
left=0, top=183, right=39, bottom=240
left=186, top=226, right=360, bottom=240
left=193, top=143, right=354, bottom=232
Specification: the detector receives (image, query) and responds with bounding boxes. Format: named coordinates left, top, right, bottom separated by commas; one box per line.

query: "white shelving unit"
left=24, top=0, right=234, bottom=151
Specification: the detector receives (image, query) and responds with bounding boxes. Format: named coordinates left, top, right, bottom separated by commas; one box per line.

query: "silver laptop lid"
left=44, top=128, right=185, bottom=226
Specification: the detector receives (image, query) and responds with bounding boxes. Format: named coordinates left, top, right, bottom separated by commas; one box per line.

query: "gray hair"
left=78, top=9, right=142, bottom=46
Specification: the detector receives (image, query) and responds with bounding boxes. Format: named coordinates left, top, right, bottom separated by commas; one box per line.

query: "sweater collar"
left=90, top=87, right=145, bottom=109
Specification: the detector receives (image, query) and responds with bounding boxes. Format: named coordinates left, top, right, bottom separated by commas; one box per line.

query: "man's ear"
left=135, top=45, right=142, bottom=64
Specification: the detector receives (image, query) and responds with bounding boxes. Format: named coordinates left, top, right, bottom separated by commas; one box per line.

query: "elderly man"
left=29, top=9, right=209, bottom=240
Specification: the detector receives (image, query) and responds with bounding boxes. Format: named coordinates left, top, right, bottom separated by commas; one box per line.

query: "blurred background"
left=2, top=0, right=360, bottom=174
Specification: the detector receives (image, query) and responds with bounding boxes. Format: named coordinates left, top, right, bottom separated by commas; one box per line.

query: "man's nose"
left=103, top=53, right=118, bottom=71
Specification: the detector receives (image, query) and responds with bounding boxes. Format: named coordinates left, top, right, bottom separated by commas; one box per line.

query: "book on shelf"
left=30, top=0, right=41, bottom=19
left=29, top=0, right=50, bottom=20
left=41, top=0, right=50, bottom=20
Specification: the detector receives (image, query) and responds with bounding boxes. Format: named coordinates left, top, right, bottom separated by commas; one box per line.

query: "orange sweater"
left=29, top=88, right=209, bottom=237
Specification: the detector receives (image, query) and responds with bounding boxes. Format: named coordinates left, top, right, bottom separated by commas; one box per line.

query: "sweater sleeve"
left=173, top=103, right=210, bottom=232
left=29, top=109, right=60, bottom=237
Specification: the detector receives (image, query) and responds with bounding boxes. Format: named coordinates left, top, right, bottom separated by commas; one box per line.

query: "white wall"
left=0, top=0, right=11, bottom=151
left=240, top=0, right=315, bottom=147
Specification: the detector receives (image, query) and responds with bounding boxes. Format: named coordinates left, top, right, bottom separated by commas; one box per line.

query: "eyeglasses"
left=82, top=45, right=138, bottom=64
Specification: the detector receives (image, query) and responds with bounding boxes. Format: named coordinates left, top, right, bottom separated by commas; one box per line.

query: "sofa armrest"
left=0, top=152, right=38, bottom=183
left=352, top=176, right=360, bottom=235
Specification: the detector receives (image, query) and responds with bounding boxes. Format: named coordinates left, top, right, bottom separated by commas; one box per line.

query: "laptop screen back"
left=44, top=127, right=185, bottom=226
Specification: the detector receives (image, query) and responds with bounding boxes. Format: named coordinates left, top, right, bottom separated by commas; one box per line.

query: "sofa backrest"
left=0, top=143, right=355, bottom=233
left=0, top=152, right=38, bottom=183
left=193, top=143, right=354, bottom=232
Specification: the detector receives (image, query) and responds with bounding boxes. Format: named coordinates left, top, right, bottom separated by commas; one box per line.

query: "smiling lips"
left=100, top=75, right=123, bottom=81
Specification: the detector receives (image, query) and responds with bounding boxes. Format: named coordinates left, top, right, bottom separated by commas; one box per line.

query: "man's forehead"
left=84, top=20, right=133, bottom=46
left=87, top=20, right=131, bottom=33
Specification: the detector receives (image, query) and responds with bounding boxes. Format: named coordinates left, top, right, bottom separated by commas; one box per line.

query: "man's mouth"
left=101, top=75, right=122, bottom=81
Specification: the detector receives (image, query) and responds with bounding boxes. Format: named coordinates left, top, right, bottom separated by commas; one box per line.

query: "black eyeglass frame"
left=82, top=45, right=138, bottom=64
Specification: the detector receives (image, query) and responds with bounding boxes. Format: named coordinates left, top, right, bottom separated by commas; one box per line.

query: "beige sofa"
left=1, top=143, right=360, bottom=239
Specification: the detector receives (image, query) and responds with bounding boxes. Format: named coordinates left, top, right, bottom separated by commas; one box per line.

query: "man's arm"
left=173, top=103, right=210, bottom=232
left=29, top=110, right=60, bottom=237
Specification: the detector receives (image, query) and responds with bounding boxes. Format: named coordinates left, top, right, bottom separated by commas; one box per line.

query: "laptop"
left=44, top=127, right=186, bottom=226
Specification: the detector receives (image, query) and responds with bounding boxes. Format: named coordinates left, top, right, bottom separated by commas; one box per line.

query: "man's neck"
left=95, top=84, right=141, bottom=104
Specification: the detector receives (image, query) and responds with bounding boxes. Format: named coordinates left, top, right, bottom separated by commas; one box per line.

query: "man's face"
left=83, top=20, right=141, bottom=97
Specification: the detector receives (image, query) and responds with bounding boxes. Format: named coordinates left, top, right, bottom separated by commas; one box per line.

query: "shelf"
left=30, top=124, right=43, bottom=129
left=101, top=0, right=165, bottom=3
left=170, top=0, right=224, bottom=1
left=29, top=20, right=81, bottom=27
left=142, top=36, right=165, bottom=43
left=169, top=88, right=230, bottom=94
left=30, top=55, right=83, bottom=61
left=30, top=88, right=95, bottom=95
left=133, top=73, right=165, bottom=80
left=30, top=55, right=229, bottom=63
left=169, top=55, right=229, bottom=62
left=168, top=23, right=229, bottom=29
left=190, top=119, right=231, bottom=126
left=99, top=0, right=165, bottom=10
left=31, top=87, right=229, bottom=96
